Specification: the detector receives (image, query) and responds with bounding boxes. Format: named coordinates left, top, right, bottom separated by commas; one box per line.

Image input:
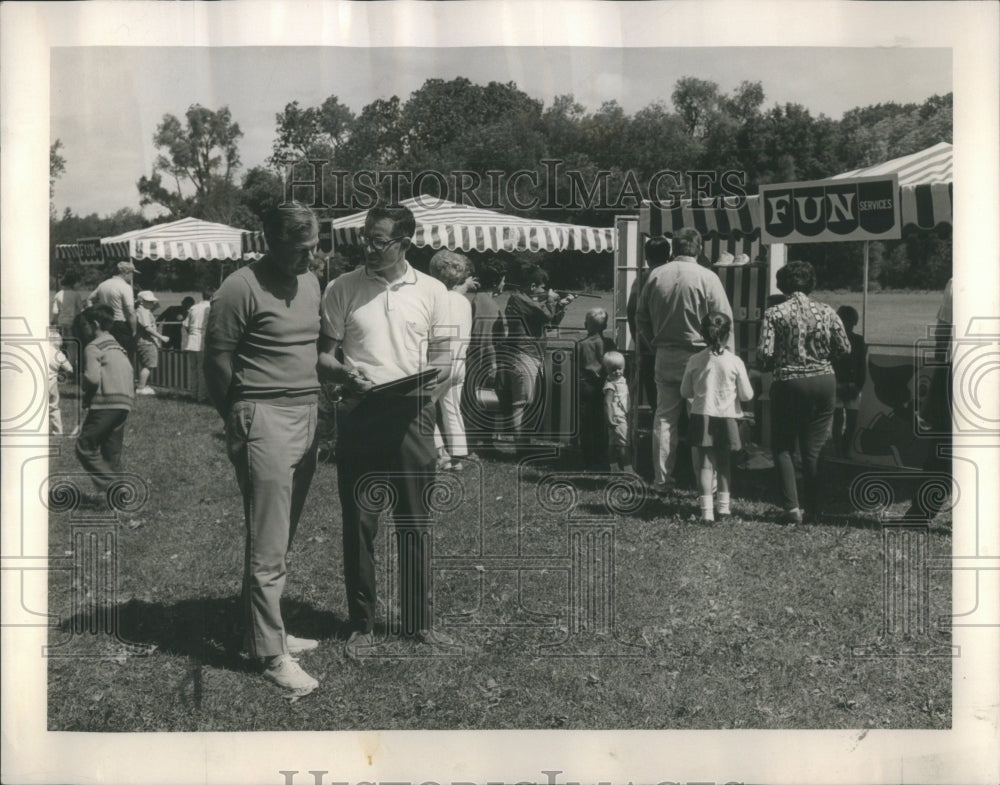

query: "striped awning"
left=54, top=243, right=98, bottom=262
left=333, top=196, right=616, bottom=254
left=832, top=141, right=952, bottom=230
left=54, top=238, right=104, bottom=264
left=241, top=231, right=268, bottom=260
left=640, top=141, right=953, bottom=242
left=241, top=199, right=616, bottom=256
left=639, top=196, right=759, bottom=242
left=101, top=216, right=246, bottom=261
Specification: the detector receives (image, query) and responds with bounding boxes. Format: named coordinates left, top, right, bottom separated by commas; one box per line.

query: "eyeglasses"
left=362, top=235, right=406, bottom=252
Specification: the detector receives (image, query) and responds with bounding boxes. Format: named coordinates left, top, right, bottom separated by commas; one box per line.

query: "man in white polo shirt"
left=318, top=203, right=455, bottom=658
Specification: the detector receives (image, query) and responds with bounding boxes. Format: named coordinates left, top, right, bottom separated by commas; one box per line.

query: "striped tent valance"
left=101, top=216, right=247, bottom=261
left=331, top=196, right=617, bottom=254
left=134, top=239, right=242, bottom=261
left=640, top=142, right=953, bottom=243
left=832, top=142, right=953, bottom=231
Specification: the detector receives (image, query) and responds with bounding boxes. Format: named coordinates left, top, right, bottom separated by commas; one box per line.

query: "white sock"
left=717, top=491, right=731, bottom=515
left=700, top=495, right=714, bottom=521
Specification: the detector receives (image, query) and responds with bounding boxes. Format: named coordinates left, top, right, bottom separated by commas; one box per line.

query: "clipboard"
left=365, top=368, right=440, bottom=397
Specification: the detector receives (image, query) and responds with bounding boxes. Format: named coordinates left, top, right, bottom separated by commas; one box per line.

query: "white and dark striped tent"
left=638, top=141, right=953, bottom=257
left=241, top=196, right=617, bottom=256
left=54, top=242, right=103, bottom=264
left=831, top=141, right=952, bottom=230
left=639, top=196, right=762, bottom=262
left=101, top=217, right=247, bottom=262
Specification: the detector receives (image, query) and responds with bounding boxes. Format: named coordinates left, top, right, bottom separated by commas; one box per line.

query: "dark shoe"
left=778, top=508, right=803, bottom=525
left=716, top=511, right=732, bottom=521
left=344, top=630, right=375, bottom=661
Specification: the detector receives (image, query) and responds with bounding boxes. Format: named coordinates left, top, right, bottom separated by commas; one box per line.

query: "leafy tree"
left=579, top=100, right=629, bottom=170
left=137, top=104, right=244, bottom=221
left=239, top=166, right=285, bottom=223
left=541, top=94, right=587, bottom=159
left=50, top=140, right=66, bottom=200
left=672, top=76, right=722, bottom=138
left=722, top=81, right=766, bottom=125
left=268, top=96, right=355, bottom=168
left=337, top=96, right=404, bottom=169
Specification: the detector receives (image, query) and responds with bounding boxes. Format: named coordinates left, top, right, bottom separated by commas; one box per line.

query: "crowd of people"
left=50, top=201, right=950, bottom=697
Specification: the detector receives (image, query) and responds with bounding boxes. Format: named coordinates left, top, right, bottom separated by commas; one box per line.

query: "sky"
left=50, top=45, right=952, bottom=217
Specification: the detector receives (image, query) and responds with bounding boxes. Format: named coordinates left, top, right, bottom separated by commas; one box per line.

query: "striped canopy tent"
left=54, top=242, right=103, bottom=264
left=241, top=196, right=617, bottom=256
left=639, top=195, right=763, bottom=263
left=831, top=141, right=952, bottom=230
left=638, top=141, right=953, bottom=257
left=101, top=217, right=247, bottom=262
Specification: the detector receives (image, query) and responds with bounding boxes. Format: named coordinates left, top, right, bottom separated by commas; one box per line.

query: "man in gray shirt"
left=205, top=203, right=322, bottom=695
left=637, top=227, right=733, bottom=493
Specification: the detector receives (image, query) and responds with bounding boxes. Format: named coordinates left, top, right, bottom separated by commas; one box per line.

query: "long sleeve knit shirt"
left=82, top=334, right=134, bottom=410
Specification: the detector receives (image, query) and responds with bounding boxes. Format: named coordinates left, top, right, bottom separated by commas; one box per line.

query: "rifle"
left=503, top=284, right=600, bottom=301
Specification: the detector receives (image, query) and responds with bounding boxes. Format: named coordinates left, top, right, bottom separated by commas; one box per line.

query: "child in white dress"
left=680, top=312, right=754, bottom=523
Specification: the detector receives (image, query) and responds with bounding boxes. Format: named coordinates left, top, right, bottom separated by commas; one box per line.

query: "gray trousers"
left=226, top=400, right=318, bottom=658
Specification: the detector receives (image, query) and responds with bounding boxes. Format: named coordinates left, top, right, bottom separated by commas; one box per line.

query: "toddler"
left=601, top=351, right=634, bottom=473
left=47, top=327, right=74, bottom=435
left=577, top=308, right=616, bottom=469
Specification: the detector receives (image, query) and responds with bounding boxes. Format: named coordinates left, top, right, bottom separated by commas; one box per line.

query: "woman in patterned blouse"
left=758, top=261, right=851, bottom=524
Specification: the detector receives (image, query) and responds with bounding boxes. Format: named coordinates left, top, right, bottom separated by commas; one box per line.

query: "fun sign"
left=759, top=174, right=901, bottom=244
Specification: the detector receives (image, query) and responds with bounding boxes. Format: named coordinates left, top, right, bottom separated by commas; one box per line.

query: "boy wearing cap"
left=135, top=291, right=168, bottom=395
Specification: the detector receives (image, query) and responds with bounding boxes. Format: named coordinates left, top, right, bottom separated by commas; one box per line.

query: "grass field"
left=47, top=384, right=952, bottom=731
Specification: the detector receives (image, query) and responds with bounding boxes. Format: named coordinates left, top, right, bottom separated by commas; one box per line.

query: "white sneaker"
left=263, top=654, right=318, bottom=694
left=136, top=387, right=156, bottom=396
left=286, top=634, right=318, bottom=654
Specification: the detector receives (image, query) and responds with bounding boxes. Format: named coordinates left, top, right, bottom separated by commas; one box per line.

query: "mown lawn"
left=47, top=391, right=952, bottom=731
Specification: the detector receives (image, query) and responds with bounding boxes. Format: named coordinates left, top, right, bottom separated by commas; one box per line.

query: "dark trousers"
left=770, top=374, right=836, bottom=513
left=336, top=395, right=437, bottom=636
left=110, top=321, right=135, bottom=369
left=909, top=363, right=952, bottom=519
left=579, top=381, right=608, bottom=468
left=75, top=408, right=129, bottom=491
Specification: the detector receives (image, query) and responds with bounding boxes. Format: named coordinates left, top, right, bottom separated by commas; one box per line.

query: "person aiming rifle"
left=504, top=283, right=600, bottom=300
left=497, top=262, right=575, bottom=449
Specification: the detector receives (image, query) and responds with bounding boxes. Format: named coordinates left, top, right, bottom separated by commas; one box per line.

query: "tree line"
left=50, top=77, right=952, bottom=291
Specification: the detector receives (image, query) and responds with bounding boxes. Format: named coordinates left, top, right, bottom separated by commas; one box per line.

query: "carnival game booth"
left=801, top=142, right=952, bottom=472
left=101, top=217, right=250, bottom=395
left=626, top=195, right=775, bottom=476
left=243, top=196, right=617, bottom=442
left=630, top=143, right=953, bottom=476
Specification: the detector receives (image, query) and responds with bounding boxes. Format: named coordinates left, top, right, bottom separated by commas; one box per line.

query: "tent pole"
left=861, top=241, right=870, bottom=341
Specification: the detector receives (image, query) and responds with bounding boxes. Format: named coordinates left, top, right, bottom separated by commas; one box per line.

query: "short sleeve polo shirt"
left=320, top=262, right=449, bottom=386
left=206, top=262, right=321, bottom=402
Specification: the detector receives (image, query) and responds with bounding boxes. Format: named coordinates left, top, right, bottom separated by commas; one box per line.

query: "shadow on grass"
left=57, top=596, right=348, bottom=673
